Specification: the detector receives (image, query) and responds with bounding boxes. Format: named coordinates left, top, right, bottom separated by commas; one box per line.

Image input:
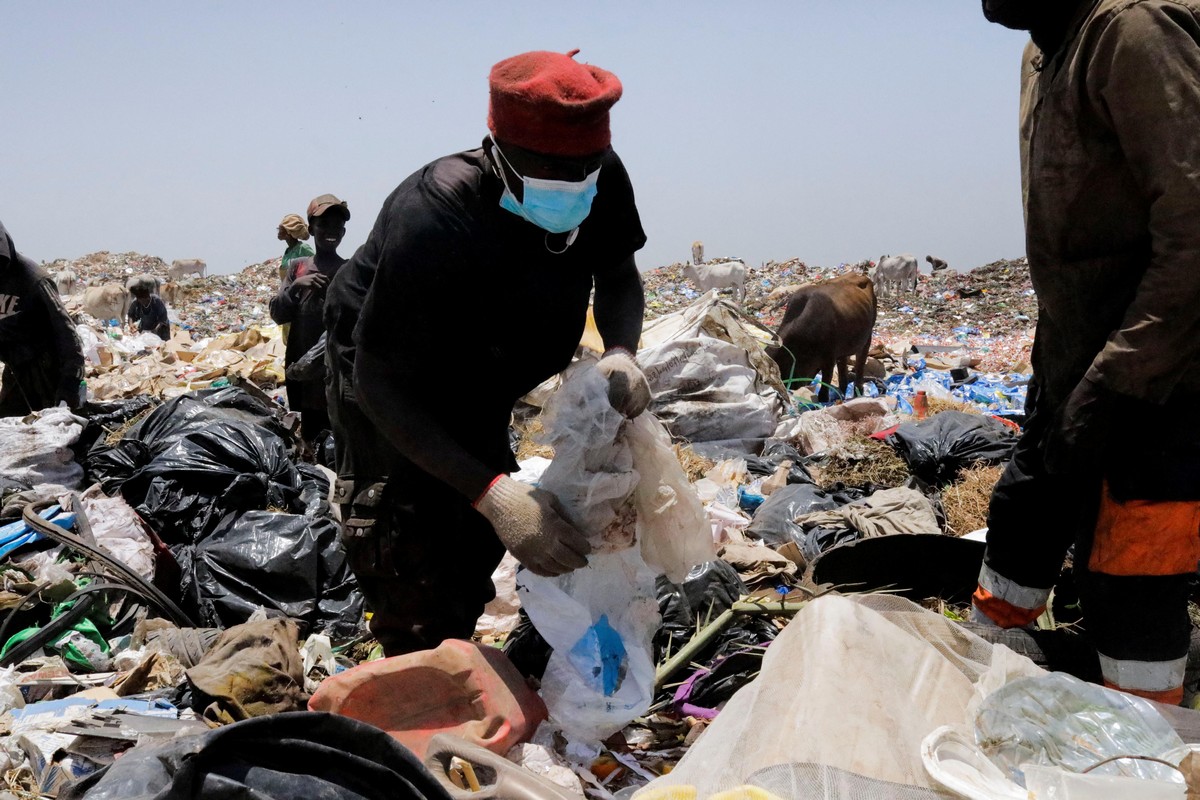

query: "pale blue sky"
left=4, top=2, right=1028, bottom=274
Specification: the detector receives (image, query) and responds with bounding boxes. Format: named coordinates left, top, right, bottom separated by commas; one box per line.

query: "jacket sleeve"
left=1083, top=2, right=1200, bottom=402
left=35, top=278, right=84, bottom=395
left=269, top=263, right=302, bottom=324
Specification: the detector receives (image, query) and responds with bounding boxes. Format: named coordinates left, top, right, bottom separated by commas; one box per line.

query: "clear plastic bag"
left=974, top=673, right=1184, bottom=786
left=522, top=364, right=714, bottom=744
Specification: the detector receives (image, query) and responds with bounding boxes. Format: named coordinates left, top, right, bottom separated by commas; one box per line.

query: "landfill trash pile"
left=6, top=256, right=1200, bottom=800
left=644, top=256, right=1036, bottom=373
left=49, top=251, right=284, bottom=338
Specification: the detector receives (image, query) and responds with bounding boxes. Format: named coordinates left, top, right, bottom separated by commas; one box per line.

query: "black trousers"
left=327, top=367, right=507, bottom=656
left=983, top=384, right=1197, bottom=671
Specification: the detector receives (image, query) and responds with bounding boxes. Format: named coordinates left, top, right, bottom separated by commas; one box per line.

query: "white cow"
left=82, top=284, right=130, bottom=323
left=53, top=269, right=78, bottom=296
left=872, top=254, right=919, bottom=297
left=160, top=281, right=184, bottom=307
left=168, top=259, right=206, bottom=281
left=691, top=241, right=704, bottom=265
left=684, top=259, right=747, bottom=304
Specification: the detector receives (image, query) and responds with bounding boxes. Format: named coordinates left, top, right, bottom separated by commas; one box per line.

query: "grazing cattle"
left=766, top=273, right=877, bottom=402
left=82, top=284, right=130, bottom=324
left=168, top=258, right=206, bottom=281
left=691, top=241, right=704, bottom=265
left=926, top=254, right=949, bottom=272
left=872, top=254, right=919, bottom=297
left=53, top=269, right=78, bottom=296
left=125, top=274, right=161, bottom=296
left=160, top=281, right=184, bottom=307
left=683, top=259, right=747, bottom=304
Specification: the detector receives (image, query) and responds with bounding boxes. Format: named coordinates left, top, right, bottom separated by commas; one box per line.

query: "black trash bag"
left=502, top=610, right=552, bottom=681
left=743, top=442, right=816, bottom=486
left=59, top=711, right=451, bottom=800
left=74, top=397, right=156, bottom=454
left=656, top=560, right=746, bottom=661
left=175, top=510, right=363, bottom=638
left=122, top=420, right=303, bottom=545
left=676, top=649, right=765, bottom=713
left=86, top=439, right=152, bottom=495
left=886, top=411, right=1018, bottom=486
left=128, top=387, right=290, bottom=454
left=745, top=483, right=862, bottom=547
left=297, top=462, right=332, bottom=518
left=286, top=333, right=327, bottom=383
left=797, top=523, right=863, bottom=564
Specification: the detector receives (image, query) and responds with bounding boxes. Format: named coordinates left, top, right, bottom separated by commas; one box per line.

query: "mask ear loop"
left=545, top=228, right=580, bottom=255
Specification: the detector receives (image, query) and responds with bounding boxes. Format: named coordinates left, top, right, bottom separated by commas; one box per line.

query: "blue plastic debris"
left=569, top=614, right=628, bottom=697
left=0, top=505, right=76, bottom=560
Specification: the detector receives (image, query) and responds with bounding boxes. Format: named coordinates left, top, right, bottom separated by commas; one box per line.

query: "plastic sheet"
left=886, top=410, right=1018, bottom=486
left=745, top=483, right=862, bottom=548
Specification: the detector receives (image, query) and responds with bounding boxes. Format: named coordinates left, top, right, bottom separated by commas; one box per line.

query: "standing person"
left=276, top=213, right=314, bottom=345
left=323, top=49, right=650, bottom=656
left=972, top=0, right=1200, bottom=705
left=269, top=194, right=349, bottom=442
left=128, top=284, right=170, bottom=340
left=0, top=219, right=85, bottom=416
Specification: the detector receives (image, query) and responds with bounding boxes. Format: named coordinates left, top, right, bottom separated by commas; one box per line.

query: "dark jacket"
left=0, top=220, right=85, bottom=403
left=1020, top=0, right=1200, bottom=409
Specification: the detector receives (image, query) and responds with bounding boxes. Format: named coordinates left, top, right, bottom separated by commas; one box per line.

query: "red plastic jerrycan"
left=308, top=639, right=547, bottom=759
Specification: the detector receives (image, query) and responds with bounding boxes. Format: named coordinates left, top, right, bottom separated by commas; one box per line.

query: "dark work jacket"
left=1021, top=0, right=1200, bottom=408
left=270, top=255, right=343, bottom=410
left=326, top=145, right=646, bottom=484
left=0, top=220, right=84, bottom=398
left=1019, top=0, right=1200, bottom=499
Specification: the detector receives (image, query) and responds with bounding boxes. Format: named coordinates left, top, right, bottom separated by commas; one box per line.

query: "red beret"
left=488, top=49, right=622, bottom=157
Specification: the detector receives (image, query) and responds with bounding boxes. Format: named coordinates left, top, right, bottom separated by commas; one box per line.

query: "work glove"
left=595, top=348, right=651, bottom=418
left=474, top=476, right=592, bottom=577
left=1042, top=376, right=1112, bottom=476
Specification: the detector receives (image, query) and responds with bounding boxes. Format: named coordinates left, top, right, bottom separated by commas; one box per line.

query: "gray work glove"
left=595, top=348, right=651, bottom=418
left=474, top=476, right=591, bottom=577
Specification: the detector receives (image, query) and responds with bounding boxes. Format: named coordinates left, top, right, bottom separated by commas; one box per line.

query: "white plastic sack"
left=641, top=337, right=779, bottom=448
left=519, top=548, right=660, bottom=746
left=0, top=407, right=85, bottom=492
left=75, top=485, right=155, bottom=580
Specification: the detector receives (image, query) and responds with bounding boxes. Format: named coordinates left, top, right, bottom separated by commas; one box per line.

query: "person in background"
left=323, top=49, right=650, bottom=656
left=128, top=284, right=170, bottom=341
left=972, top=0, right=1200, bottom=705
left=276, top=213, right=314, bottom=345
left=270, top=194, right=349, bottom=442
left=0, top=219, right=85, bottom=416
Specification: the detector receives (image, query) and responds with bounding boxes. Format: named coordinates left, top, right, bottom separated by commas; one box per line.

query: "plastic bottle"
left=913, top=390, right=928, bottom=420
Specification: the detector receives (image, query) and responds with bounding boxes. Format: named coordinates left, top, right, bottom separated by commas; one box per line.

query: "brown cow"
left=765, top=273, right=877, bottom=403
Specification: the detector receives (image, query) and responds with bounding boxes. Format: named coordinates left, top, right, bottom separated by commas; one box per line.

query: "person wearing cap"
left=0, top=219, right=85, bottom=416
left=323, top=49, right=650, bottom=656
left=270, top=194, right=349, bottom=441
left=275, top=213, right=314, bottom=344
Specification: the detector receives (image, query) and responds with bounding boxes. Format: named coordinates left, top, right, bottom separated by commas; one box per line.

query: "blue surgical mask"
left=491, top=138, right=601, bottom=235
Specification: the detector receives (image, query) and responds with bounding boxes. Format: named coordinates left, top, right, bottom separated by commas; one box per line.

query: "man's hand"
left=292, top=272, right=329, bottom=291
left=595, top=348, right=651, bottom=418
left=1043, top=377, right=1111, bottom=475
left=474, top=476, right=591, bottom=577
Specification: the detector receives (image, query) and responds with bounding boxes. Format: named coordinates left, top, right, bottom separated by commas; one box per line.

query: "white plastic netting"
left=635, top=593, right=1044, bottom=800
